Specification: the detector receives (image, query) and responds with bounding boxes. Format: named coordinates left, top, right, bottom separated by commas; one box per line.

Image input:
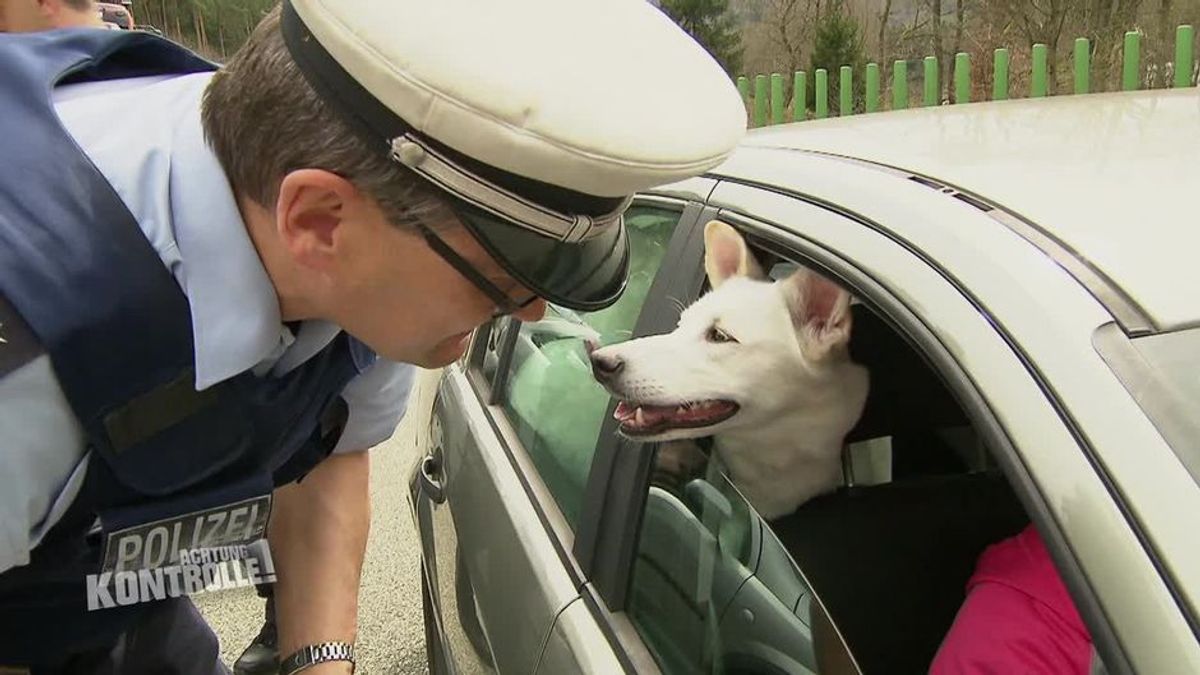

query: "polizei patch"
left=86, top=495, right=276, bottom=611
left=100, top=494, right=271, bottom=573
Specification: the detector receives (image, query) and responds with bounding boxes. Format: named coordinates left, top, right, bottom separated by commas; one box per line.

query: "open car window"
left=623, top=234, right=1057, bottom=675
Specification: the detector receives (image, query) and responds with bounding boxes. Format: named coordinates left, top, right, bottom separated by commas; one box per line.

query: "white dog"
left=589, top=221, right=869, bottom=519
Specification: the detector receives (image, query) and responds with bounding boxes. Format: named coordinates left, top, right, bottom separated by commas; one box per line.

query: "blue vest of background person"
left=0, top=29, right=413, bottom=670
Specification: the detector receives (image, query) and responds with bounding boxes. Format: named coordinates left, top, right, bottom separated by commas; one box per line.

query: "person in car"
left=931, top=523, right=1095, bottom=674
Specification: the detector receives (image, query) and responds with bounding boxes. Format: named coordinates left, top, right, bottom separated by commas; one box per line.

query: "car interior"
left=788, top=299, right=1030, bottom=674
left=631, top=246, right=1034, bottom=674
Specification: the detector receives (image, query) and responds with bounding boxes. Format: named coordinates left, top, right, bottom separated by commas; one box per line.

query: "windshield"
left=1098, top=325, right=1200, bottom=487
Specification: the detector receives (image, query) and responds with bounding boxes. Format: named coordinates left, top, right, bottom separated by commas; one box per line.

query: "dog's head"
left=590, top=220, right=861, bottom=442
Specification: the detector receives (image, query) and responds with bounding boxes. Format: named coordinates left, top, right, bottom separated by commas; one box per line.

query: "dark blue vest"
left=0, top=29, right=375, bottom=664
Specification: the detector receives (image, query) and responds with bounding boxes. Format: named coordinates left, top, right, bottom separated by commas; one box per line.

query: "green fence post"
left=770, top=73, right=785, bottom=124
left=753, top=74, right=768, bottom=127
left=1031, top=43, right=1048, bottom=96
left=736, top=76, right=750, bottom=104
left=1074, top=38, right=1090, bottom=94
left=1175, top=25, right=1195, bottom=88
left=954, top=52, right=970, bottom=103
left=816, top=68, right=829, bottom=118
left=893, top=60, right=908, bottom=109
left=923, top=56, right=938, bottom=105
left=793, top=71, right=807, bottom=121
left=1123, top=31, right=1141, bottom=90
left=840, top=66, right=853, bottom=115
left=866, top=63, right=880, bottom=112
left=993, top=48, right=1010, bottom=100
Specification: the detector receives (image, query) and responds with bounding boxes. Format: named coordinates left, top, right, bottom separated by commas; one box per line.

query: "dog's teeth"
left=634, top=407, right=645, bottom=426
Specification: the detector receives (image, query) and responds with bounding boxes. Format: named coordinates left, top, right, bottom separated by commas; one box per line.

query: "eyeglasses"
left=417, top=223, right=538, bottom=318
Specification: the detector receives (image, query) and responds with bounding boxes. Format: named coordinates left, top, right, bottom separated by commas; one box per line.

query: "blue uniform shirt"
left=0, top=71, right=415, bottom=574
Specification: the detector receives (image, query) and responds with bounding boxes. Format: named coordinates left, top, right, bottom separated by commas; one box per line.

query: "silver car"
left=407, top=89, right=1200, bottom=674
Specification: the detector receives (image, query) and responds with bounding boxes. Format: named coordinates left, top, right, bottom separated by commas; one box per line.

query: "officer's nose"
left=513, top=298, right=547, bottom=322
left=589, top=348, right=624, bottom=382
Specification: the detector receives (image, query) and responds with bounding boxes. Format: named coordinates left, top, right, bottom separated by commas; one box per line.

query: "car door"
left=411, top=195, right=707, bottom=673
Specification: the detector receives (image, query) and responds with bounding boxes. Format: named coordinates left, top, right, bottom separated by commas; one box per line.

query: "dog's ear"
left=781, top=268, right=853, bottom=360
left=704, top=220, right=763, bottom=287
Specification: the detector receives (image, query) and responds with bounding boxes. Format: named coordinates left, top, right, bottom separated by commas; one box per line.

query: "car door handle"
left=419, top=448, right=446, bottom=505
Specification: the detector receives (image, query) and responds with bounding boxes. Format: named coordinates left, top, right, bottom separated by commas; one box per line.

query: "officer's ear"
left=275, top=169, right=360, bottom=271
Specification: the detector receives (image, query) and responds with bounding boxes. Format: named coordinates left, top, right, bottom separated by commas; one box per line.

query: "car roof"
left=724, top=88, right=1200, bottom=333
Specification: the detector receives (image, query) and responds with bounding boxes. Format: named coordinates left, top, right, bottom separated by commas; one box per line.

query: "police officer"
left=0, top=0, right=745, bottom=672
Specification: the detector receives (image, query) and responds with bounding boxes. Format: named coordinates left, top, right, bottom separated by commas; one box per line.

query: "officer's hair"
left=201, top=6, right=454, bottom=232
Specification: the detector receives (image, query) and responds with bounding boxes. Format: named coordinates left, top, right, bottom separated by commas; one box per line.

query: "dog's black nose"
left=590, top=351, right=624, bottom=380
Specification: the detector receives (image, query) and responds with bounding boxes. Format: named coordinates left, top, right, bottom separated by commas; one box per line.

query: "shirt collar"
left=166, top=76, right=339, bottom=387
left=57, top=72, right=341, bottom=390
left=165, top=78, right=289, bottom=389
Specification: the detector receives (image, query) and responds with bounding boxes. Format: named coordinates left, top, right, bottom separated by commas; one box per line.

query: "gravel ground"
left=195, top=368, right=444, bottom=674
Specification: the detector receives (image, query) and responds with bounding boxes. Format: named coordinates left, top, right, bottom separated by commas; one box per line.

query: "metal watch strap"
left=278, top=642, right=355, bottom=675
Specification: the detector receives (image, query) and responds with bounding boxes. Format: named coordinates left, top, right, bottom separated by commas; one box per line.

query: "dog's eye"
left=706, top=326, right=737, bottom=344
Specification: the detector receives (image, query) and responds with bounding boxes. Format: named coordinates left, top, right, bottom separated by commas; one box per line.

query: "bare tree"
left=981, top=0, right=1074, bottom=94
left=772, top=0, right=811, bottom=67
left=1078, top=0, right=1144, bottom=90
left=742, top=0, right=822, bottom=73
left=930, top=0, right=948, bottom=99
left=955, top=0, right=968, bottom=59
left=878, top=0, right=894, bottom=65
left=1157, top=0, right=1175, bottom=85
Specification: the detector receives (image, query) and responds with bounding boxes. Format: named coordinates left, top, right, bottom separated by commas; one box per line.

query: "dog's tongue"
left=614, top=400, right=737, bottom=433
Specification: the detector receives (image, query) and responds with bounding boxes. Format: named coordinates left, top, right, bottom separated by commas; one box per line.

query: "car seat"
left=768, top=305, right=1029, bottom=673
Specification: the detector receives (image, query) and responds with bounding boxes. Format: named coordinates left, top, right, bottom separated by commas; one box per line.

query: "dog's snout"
left=590, top=350, right=624, bottom=380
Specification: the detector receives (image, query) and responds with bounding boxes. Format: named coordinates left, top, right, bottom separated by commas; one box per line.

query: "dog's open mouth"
left=613, top=400, right=740, bottom=437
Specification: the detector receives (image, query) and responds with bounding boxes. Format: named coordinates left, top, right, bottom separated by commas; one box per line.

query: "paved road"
left=195, top=368, right=443, bottom=674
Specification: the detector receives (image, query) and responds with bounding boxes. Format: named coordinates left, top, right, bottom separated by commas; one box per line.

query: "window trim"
left=463, top=318, right=495, bottom=397
left=487, top=317, right=521, bottom=406
left=570, top=199, right=708, bottom=606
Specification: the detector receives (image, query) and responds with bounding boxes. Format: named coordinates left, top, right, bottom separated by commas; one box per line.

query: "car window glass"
left=626, top=242, right=1042, bottom=674
left=629, top=442, right=849, bottom=675
left=500, top=205, right=682, bottom=528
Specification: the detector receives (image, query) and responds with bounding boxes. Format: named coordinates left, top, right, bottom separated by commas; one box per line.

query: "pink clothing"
left=930, top=524, right=1093, bottom=675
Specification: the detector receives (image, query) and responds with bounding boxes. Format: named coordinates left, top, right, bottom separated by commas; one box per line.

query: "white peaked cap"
left=281, top=0, right=746, bottom=310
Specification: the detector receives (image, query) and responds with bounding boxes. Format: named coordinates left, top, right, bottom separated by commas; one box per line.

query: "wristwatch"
left=278, top=642, right=355, bottom=674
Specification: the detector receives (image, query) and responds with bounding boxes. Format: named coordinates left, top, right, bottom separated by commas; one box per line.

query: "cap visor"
left=450, top=201, right=629, bottom=311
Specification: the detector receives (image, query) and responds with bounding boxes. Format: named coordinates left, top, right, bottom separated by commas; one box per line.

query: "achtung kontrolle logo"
left=86, top=495, right=276, bottom=611
left=86, top=542, right=276, bottom=611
